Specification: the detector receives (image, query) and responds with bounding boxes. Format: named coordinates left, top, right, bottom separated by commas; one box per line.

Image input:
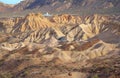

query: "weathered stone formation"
left=51, top=14, right=82, bottom=25
left=0, top=17, right=22, bottom=33
left=13, top=13, right=54, bottom=32
left=0, top=13, right=120, bottom=78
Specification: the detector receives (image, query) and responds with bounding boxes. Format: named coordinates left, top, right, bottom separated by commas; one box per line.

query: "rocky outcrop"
left=51, top=14, right=82, bottom=25
left=5, top=13, right=118, bottom=47
left=0, top=17, right=22, bottom=33
left=13, top=13, right=54, bottom=32
left=0, top=42, right=25, bottom=51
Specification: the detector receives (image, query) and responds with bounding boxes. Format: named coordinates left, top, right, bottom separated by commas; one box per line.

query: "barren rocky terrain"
left=0, top=13, right=119, bottom=78
left=0, top=0, right=119, bottom=78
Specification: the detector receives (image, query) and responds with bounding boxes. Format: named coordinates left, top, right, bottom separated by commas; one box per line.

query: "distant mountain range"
left=0, top=0, right=120, bottom=15
left=0, top=2, right=13, bottom=12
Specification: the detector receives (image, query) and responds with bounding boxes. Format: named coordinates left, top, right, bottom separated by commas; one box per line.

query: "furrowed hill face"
left=0, top=13, right=120, bottom=78
left=0, top=0, right=120, bottom=78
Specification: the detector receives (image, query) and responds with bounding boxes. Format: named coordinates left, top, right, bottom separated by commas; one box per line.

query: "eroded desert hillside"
left=0, top=13, right=120, bottom=78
